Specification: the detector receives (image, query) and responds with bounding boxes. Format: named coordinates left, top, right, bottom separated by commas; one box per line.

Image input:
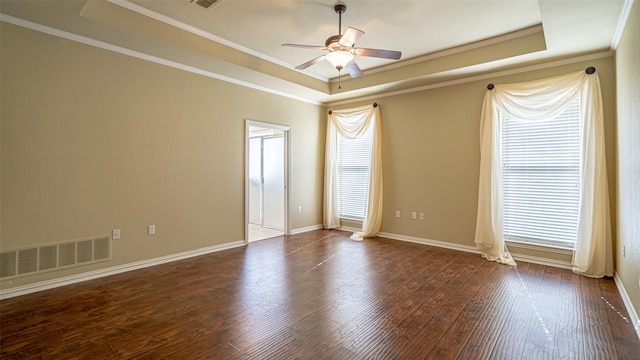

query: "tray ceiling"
left=0, top=0, right=628, bottom=104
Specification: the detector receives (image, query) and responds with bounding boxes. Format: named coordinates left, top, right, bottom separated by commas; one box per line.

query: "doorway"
left=245, top=121, right=289, bottom=242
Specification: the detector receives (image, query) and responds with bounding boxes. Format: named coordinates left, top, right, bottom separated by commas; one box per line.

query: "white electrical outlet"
left=297, top=206, right=302, bottom=213
left=395, top=210, right=400, bottom=218
left=412, top=212, right=417, bottom=220
left=419, top=212, right=425, bottom=221
left=148, top=225, right=156, bottom=235
left=112, top=229, right=121, bottom=240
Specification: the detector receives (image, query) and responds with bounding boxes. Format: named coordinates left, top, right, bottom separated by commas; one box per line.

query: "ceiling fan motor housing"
left=325, top=35, right=342, bottom=47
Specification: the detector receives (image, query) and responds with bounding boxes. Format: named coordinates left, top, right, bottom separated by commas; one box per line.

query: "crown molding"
left=107, top=0, right=329, bottom=83
left=326, top=50, right=614, bottom=107
left=611, top=0, right=636, bottom=50
left=349, top=24, right=545, bottom=80
left=0, top=9, right=617, bottom=107
left=0, top=13, right=323, bottom=105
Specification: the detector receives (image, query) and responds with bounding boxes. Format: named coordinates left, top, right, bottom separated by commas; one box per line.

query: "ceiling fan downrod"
left=335, top=4, right=346, bottom=37
left=325, top=4, right=347, bottom=47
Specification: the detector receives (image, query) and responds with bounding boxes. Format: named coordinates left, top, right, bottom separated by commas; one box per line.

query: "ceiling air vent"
left=191, top=0, right=220, bottom=9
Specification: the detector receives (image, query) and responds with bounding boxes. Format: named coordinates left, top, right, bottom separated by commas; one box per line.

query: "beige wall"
left=334, top=57, right=617, bottom=263
left=0, top=23, right=325, bottom=289
left=615, top=0, right=640, bottom=319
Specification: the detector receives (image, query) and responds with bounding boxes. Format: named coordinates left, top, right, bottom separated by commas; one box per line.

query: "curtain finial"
left=487, top=84, right=495, bottom=90
left=373, top=103, right=378, bottom=108
left=586, top=67, right=596, bottom=74
left=328, top=110, right=333, bottom=115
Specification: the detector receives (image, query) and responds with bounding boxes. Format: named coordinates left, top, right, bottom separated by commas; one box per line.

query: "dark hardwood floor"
left=1, top=229, right=639, bottom=359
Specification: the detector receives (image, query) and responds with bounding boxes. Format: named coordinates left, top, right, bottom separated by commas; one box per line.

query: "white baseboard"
left=0, top=240, right=245, bottom=300
left=377, top=232, right=573, bottom=270
left=378, top=231, right=482, bottom=254
left=614, top=272, right=640, bottom=341
left=332, top=227, right=482, bottom=254
left=0, top=224, right=328, bottom=300
left=290, top=224, right=324, bottom=235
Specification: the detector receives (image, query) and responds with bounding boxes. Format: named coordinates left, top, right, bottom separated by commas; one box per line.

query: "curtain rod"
left=486, top=67, right=597, bottom=90
left=328, top=102, right=378, bottom=115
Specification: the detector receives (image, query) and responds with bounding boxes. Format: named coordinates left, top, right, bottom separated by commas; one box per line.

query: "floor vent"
left=0, top=236, right=111, bottom=279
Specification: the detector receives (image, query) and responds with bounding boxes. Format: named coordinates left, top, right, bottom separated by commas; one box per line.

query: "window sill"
left=339, top=216, right=364, bottom=222
left=506, top=240, right=574, bottom=256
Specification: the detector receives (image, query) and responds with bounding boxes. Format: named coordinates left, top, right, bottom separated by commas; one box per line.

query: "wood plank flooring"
left=1, top=229, right=639, bottom=359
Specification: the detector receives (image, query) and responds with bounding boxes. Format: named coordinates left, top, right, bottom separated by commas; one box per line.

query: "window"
left=475, top=70, right=611, bottom=274
left=337, top=122, right=373, bottom=220
left=324, top=104, right=383, bottom=240
left=500, top=97, right=580, bottom=248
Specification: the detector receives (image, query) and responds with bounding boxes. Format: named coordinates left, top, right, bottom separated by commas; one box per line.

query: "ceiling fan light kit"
left=325, top=50, right=354, bottom=70
left=282, top=3, right=402, bottom=80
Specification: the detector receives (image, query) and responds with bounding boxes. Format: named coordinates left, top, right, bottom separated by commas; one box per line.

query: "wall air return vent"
left=191, top=0, right=221, bottom=9
left=0, top=236, right=111, bottom=279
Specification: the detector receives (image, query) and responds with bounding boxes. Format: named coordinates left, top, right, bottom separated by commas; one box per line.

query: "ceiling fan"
left=282, top=4, right=402, bottom=79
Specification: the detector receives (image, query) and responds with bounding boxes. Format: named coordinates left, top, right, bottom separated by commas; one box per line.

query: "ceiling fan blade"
left=339, top=27, right=364, bottom=47
left=295, top=55, right=327, bottom=70
left=344, top=60, right=363, bottom=78
left=354, top=48, right=402, bottom=60
left=282, top=43, right=327, bottom=50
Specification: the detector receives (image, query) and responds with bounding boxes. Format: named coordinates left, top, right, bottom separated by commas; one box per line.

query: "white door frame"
left=245, top=120, right=290, bottom=244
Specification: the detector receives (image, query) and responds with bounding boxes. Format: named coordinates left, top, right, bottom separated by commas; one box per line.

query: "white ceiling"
left=0, top=0, right=629, bottom=104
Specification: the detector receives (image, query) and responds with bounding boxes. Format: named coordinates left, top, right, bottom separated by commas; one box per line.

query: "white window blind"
left=338, top=123, right=374, bottom=220
left=501, top=97, right=581, bottom=248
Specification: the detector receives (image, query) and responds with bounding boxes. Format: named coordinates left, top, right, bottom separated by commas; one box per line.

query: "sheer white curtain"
left=324, top=104, right=383, bottom=241
left=475, top=69, right=613, bottom=277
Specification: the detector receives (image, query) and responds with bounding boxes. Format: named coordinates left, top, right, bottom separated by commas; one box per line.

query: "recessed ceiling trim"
left=107, top=0, right=328, bottom=82
left=326, top=50, right=613, bottom=107
left=335, top=24, right=545, bottom=81
left=327, top=25, right=547, bottom=95
left=0, top=13, right=323, bottom=105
